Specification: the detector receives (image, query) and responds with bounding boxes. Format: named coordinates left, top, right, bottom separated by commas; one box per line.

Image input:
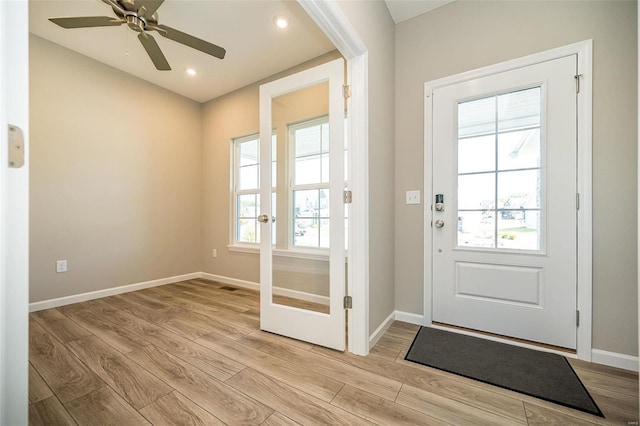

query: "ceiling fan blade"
left=156, top=24, right=226, bottom=59
left=137, top=33, right=171, bottom=70
left=136, top=0, right=164, bottom=17
left=49, top=16, right=122, bottom=29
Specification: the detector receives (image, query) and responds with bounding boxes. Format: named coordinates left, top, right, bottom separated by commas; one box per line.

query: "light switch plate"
left=406, top=190, right=421, bottom=205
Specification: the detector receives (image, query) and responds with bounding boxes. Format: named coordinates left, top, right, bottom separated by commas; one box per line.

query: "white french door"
left=259, top=59, right=346, bottom=350
left=430, top=55, right=578, bottom=349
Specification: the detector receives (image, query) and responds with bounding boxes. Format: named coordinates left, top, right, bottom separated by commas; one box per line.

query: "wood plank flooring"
left=29, top=279, right=638, bottom=425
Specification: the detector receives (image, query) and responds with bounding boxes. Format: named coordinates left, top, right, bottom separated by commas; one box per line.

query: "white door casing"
left=259, top=58, right=346, bottom=351
left=424, top=41, right=593, bottom=358
left=298, top=0, right=369, bottom=356
left=0, top=0, right=30, bottom=423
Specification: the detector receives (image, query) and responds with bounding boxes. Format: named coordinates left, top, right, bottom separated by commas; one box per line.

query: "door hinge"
left=8, top=124, right=25, bottom=168
left=575, top=74, right=583, bottom=94
left=343, top=190, right=353, bottom=204
left=576, top=310, right=580, bottom=327
left=343, top=84, right=351, bottom=99
left=343, top=295, right=352, bottom=309
left=576, top=193, right=580, bottom=210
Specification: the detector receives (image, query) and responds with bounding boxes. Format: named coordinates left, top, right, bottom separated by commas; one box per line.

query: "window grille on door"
left=457, top=87, right=542, bottom=251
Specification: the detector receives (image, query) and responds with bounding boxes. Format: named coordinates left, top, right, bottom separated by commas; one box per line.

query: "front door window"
left=457, top=87, right=542, bottom=251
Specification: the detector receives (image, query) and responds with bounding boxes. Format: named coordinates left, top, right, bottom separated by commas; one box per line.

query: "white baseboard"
left=29, top=272, right=201, bottom=312
left=592, top=349, right=639, bottom=372
left=395, top=310, right=424, bottom=326
left=194, top=273, right=331, bottom=305
left=370, top=310, right=423, bottom=349
left=30, top=271, right=331, bottom=313
left=369, top=311, right=395, bottom=348
left=200, top=273, right=260, bottom=292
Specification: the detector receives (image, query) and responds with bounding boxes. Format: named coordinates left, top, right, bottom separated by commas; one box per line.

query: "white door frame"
left=0, top=0, right=30, bottom=423
left=423, top=40, right=593, bottom=360
left=300, top=1, right=369, bottom=355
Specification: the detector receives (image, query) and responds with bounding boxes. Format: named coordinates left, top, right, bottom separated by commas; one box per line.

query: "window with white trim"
left=232, top=133, right=276, bottom=245
left=289, top=116, right=331, bottom=249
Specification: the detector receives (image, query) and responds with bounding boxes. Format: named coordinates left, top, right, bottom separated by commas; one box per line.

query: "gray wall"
left=395, top=1, right=638, bottom=356
left=30, top=35, right=203, bottom=302
left=337, top=0, right=397, bottom=334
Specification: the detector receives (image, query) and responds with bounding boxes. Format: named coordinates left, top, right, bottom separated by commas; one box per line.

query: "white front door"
left=431, top=55, right=578, bottom=349
left=259, top=59, right=346, bottom=351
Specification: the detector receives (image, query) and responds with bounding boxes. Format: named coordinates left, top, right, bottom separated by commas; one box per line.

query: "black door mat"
left=405, top=326, right=603, bottom=417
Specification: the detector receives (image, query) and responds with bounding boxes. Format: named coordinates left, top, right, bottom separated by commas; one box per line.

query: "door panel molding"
left=424, top=40, right=593, bottom=360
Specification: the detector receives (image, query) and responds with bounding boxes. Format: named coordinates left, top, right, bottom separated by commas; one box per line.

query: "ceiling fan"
left=49, top=0, right=226, bottom=71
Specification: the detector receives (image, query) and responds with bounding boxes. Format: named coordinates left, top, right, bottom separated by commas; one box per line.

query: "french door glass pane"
left=293, top=189, right=329, bottom=248
left=458, top=135, right=495, bottom=174
left=319, top=218, right=330, bottom=248
left=321, top=153, right=330, bottom=183
left=458, top=173, right=495, bottom=210
left=321, top=123, right=329, bottom=152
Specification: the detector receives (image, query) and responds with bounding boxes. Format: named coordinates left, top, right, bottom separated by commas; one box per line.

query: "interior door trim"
left=423, top=40, right=593, bottom=361
left=300, top=0, right=370, bottom=355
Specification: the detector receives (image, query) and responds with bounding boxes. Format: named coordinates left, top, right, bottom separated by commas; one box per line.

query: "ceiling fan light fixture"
left=274, top=16, right=289, bottom=29
left=186, top=68, right=197, bottom=76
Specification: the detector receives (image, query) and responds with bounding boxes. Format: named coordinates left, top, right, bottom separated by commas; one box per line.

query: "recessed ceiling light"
left=274, top=16, right=289, bottom=29
left=186, top=68, right=197, bottom=76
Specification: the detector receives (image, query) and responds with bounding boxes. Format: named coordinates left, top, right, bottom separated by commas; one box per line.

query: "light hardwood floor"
left=29, top=279, right=638, bottom=425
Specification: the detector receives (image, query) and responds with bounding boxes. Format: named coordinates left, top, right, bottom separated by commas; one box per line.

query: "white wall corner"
left=369, top=311, right=424, bottom=350
left=591, top=349, right=639, bottom=372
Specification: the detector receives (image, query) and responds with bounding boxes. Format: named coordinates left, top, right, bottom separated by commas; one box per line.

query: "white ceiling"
left=30, top=1, right=453, bottom=103
left=384, top=0, right=454, bottom=24
left=30, top=0, right=336, bottom=103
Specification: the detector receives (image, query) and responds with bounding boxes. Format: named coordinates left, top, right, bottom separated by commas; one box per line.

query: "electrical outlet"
left=212, top=249, right=217, bottom=258
left=56, top=260, right=67, bottom=273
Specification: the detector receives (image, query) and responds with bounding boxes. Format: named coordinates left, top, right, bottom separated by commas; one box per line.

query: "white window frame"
left=288, top=115, right=331, bottom=252
left=230, top=133, right=276, bottom=248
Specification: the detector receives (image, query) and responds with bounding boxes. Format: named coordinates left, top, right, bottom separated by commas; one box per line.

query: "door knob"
left=258, top=214, right=275, bottom=223
left=435, top=219, right=445, bottom=228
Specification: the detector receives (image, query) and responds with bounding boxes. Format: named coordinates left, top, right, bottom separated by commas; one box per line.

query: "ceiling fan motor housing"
left=125, top=14, right=146, bottom=32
